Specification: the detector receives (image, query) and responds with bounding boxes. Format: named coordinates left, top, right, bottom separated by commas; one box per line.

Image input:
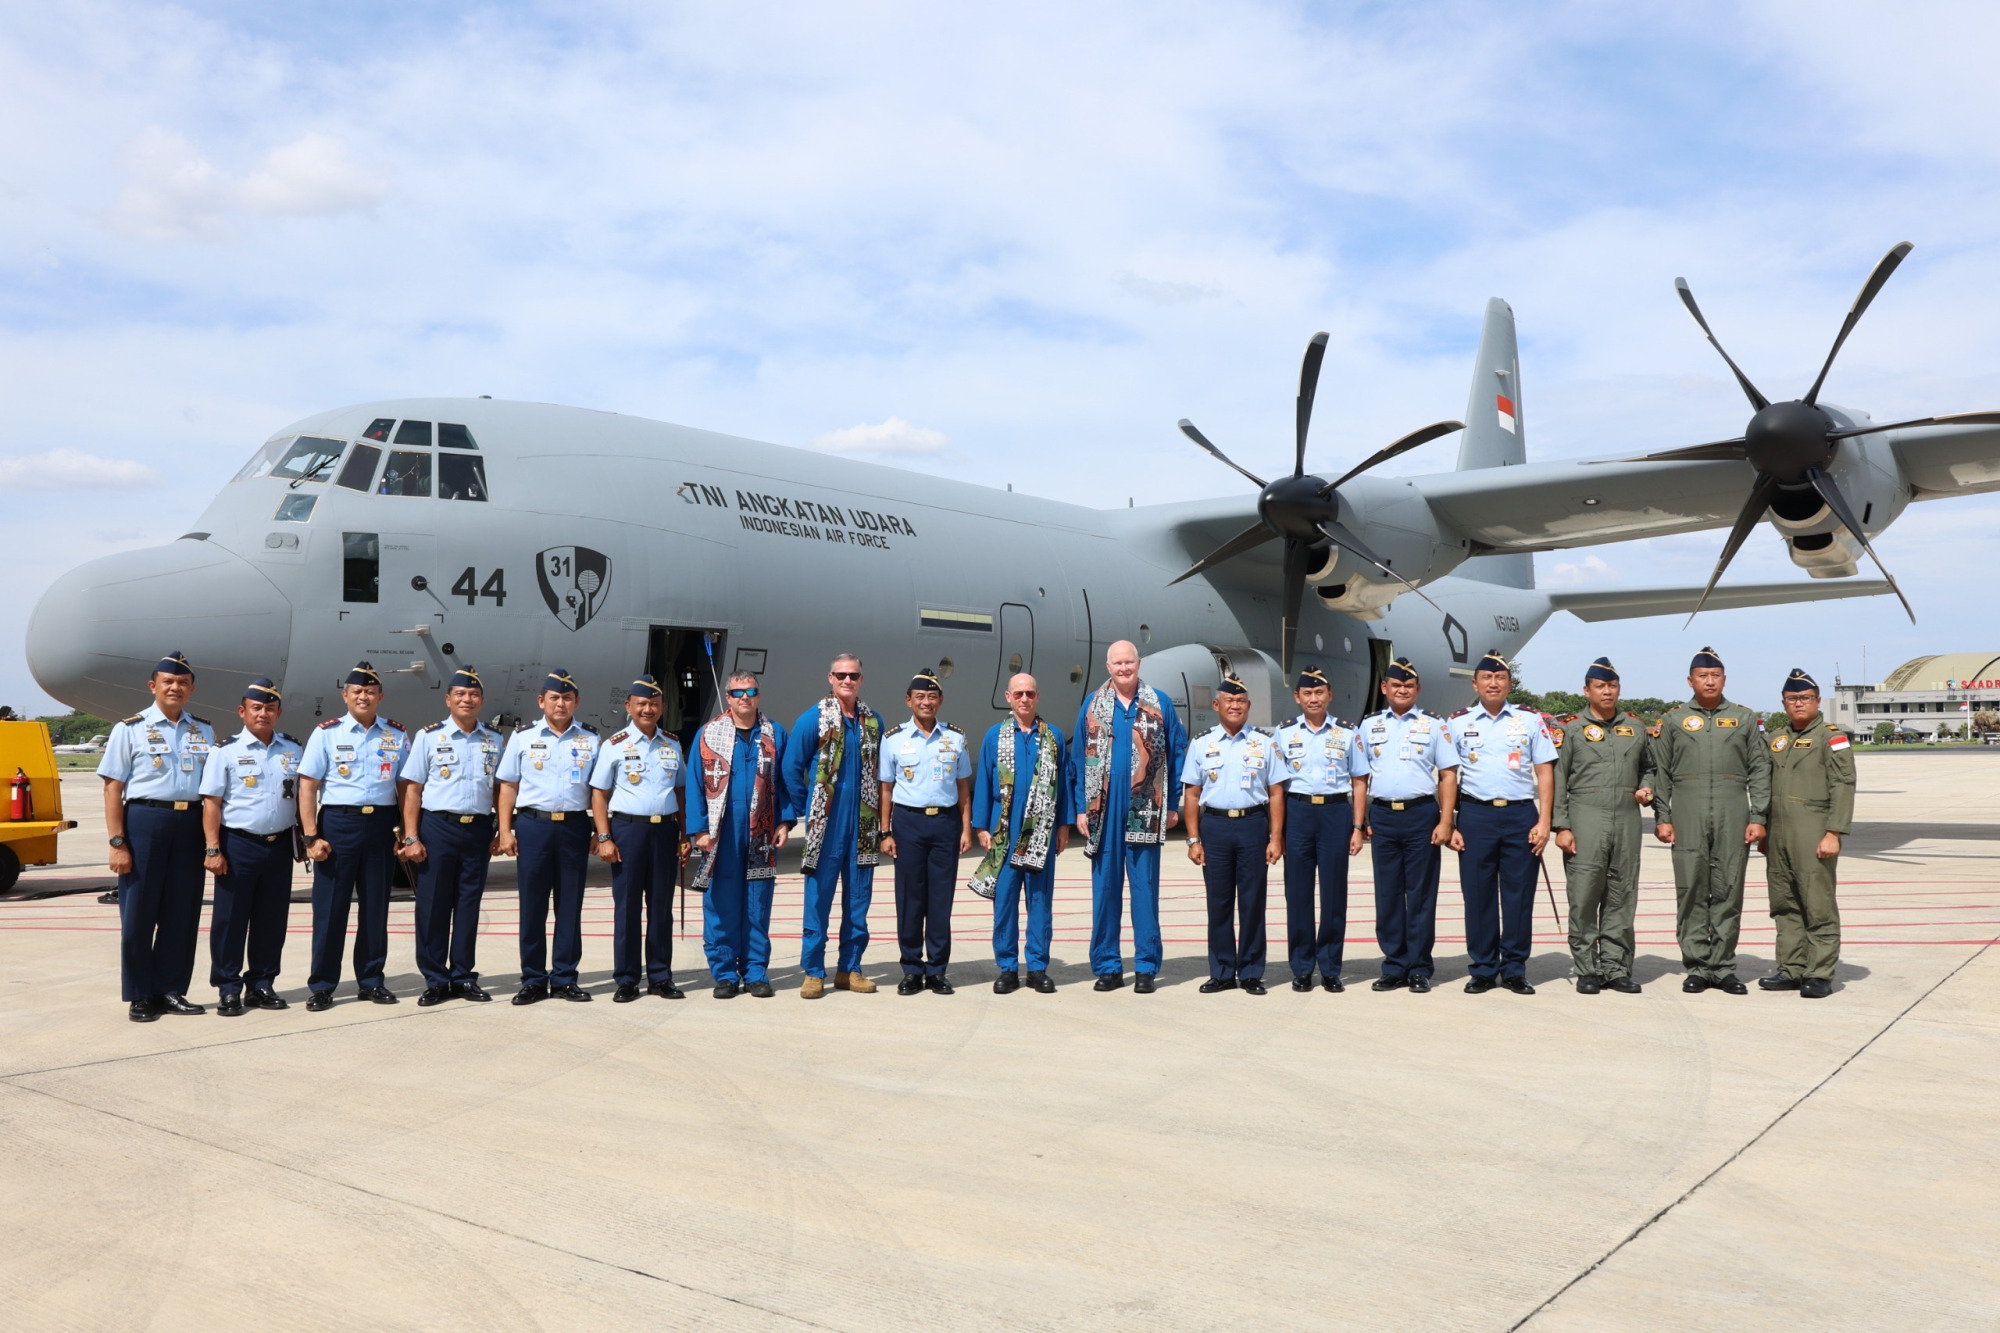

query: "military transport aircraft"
left=26, top=244, right=1999, bottom=740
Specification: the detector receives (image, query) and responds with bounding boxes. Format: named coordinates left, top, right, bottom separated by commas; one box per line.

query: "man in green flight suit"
left=1650, top=646, right=1770, bottom=995
left=1756, top=668, right=1855, bottom=1000
left=1550, top=656, right=1656, bottom=995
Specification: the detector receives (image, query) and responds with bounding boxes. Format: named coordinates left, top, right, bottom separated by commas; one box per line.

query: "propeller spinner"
left=1170, top=332, right=1463, bottom=673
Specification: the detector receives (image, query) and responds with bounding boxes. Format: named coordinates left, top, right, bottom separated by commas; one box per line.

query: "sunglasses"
left=728, top=688, right=759, bottom=699
left=1009, top=690, right=1039, bottom=698
left=830, top=671, right=861, bottom=681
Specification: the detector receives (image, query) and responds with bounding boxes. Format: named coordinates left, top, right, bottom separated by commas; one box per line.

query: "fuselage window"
left=274, top=494, right=317, bottom=522
left=438, top=452, right=488, bottom=501
left=394, top=419, right=433, bottom=447
left=270, top=436, right=347, bottom=483
left=342, top=532, right=380, bottom=603
left=378, top=450, right=432, bottom=497
left=362, top=418, right=395, bottom=442
left=438, top=422, right=477, bottom=450
left=335, top=443, right=383, bottom=491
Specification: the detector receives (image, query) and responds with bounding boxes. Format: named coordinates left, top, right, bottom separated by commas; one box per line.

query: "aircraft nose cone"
left=27, top=540, right=292, bottom=720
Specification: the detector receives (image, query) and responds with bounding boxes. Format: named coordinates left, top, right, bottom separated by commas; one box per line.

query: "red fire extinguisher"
left=8, top=769, right=29, bottom=822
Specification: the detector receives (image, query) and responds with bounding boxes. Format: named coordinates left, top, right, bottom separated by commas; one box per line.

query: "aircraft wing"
left=1547, top=578, right=1892, bottom=622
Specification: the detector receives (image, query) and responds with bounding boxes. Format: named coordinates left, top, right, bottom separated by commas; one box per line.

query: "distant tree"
left=1975, top=710, right=1999, bottom=735
left=1873, top=721, right=1896, bottom=740
left=35, top=710, right=112, bottom=746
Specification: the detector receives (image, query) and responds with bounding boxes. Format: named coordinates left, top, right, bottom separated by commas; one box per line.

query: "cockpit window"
left=439, top=452, right=488, bottom=501
left=270, top=436, right=347, bottom=483
left=393, top=419, right=432, bottom=447
left=362, top=418, right=395, bottom=442
left=336, top=443, right=382, bottom=491
left=233, top=436, right=294, bottom=483
left=438, top=423, right=477, bottom=450
left=378, top=450, right=432, bottom=497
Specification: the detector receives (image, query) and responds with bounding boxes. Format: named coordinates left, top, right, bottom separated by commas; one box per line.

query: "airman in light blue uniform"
left=399, top=666, right=504, bottom=1005
left=199, top=677, right=300, bottom=1015
left=1180, top=673, right=1284, bottom=992
left=496, top=669, right=600, bottom=1003
left=880, top=670, right=973, bottom=992
left=589, top=674, right=687, bottom=1002
left=1350, top=657, right=1459, bottom=992
left=1271, top=665, right=1364, bottom=991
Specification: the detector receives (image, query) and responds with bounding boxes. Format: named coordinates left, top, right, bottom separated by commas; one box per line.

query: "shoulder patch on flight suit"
left=1716, top=716, right=1740, bottom=728
left=1647, top=722, right=1663, bottom=738
left=318, top=718, right=341, bottom=729
left=1550, top=728, right=1564, bottom=749
left=608, top=729, right=629, bottom=744
left=1828, top=732, right=1850, bottom=751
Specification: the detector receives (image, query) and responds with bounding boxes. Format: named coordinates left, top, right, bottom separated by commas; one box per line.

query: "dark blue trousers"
left=894, top=807, right=960, bottom=976
left=1201, top=810, right=1270, bottom=981
left=609, top=816, right=679, bottom=986
left=1283, top=796, right=1353, bottom=980
left=309, top=806, right=396, bottom=995
left=210, top=829, right=294, bottom=996
left=415, top=812, right=493, bottom=987
left=118, top=803, right=205, bottom=1001
left=517, top=815, right=589, bottom=988
left=1370, top=797, right=1441, bottom=981
left=1457, top=800, right=1540, bottom=980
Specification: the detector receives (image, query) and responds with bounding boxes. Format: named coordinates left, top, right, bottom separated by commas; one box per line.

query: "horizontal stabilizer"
left=1548, top=579, right=1892, bottom=623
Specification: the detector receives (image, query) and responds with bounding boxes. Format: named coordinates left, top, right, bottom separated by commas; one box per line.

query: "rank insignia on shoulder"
left=422, top=720, right=445, bottom=732
left=318, top=718, right=341, bottom=729
left=385, top=718, right=406, bottom=731
left=278, top=732, right=298, bottom=744
left=609, top=730, right=630, bottom=744
left=121, top=714, right=144, bottom=725
left=947, top=723, right=963, bottom=734
left=191, top=715, right=211, bottom=728
left=1716, top=717, right=1740, bottom=728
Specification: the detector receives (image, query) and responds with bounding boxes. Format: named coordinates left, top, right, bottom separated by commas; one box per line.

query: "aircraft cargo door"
left=992, top=603, right=1033, bottom=709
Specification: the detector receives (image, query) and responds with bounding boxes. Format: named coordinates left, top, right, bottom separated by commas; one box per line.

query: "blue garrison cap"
left=1474, top=650, right=1512, bottom=675
left=154, top=650, right=194, bottom=677
left=447, top=666, right=483, bottom=691
left=1782, top=668, right=1819, bottom=695
left=540, top=669, right=579, bottom=695
left=345, top=661, right=381, bottom=687
left=243, top=676, right=281, bottom=703
left=1690, top=646, right=1725, bottom=671
left=1215, top=672, right=1248, bottom=697
left=1584, top=657, right=1620, bottom=684
left=1295, top=665, right=1329, bottom=690
left=1383, top=657, right=1419, bottom=683
left=628, top=673, right=664, bottom=699
left=906, top=668, right=943, bottom=694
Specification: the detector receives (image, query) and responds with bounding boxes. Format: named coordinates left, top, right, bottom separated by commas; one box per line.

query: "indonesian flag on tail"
left=1496, top=393, right=1517, bottom=434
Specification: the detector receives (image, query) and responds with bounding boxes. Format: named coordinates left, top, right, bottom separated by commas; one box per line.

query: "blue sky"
left=5, top=0, right=2000, bottom=711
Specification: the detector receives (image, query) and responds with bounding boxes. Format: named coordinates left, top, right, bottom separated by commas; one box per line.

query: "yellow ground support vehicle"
left=0, top=721, right=76, bottom=893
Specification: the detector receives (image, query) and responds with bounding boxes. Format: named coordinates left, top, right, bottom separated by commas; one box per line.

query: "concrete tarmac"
left=2, top=759, right=1995, bottom=1330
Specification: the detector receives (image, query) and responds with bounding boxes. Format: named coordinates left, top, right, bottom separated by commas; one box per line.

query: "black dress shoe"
left=1757, top=973, right=1801, bottom=991
left=512, top=985, right=548, bottom=1006
left=613, top=983, right=641, bottom=1003
left=129, top=998, right=160, bottom=1022
left=417, top=986, right=449, bottom=1007
left=1715, top=974, right=1748, bottom=995
left=552, top=983, right=592, bottom=1002
left=157, top=993, right=205, bottom=1016
left=1026, top=971, right=1055, bottom=993
left=1501, top=976, right=1535, bottom=996
left=1407, top=975, right=1432, bottom=994
left=216, top=994, right=246, bottom=1017
left=454, top=980, right=492, bottom=1002
left=1371, top=975, right=1407, bottom=992
left=1607, top=976, right=1642, bottom=994
left=1291, top=976, right=1314, bottom=993
left=993, top=971, right=1020, bottom=994
left=648, top=980, right=685, bottom=1000
left=712, top=980, right=740, bottom=999
left=246, top=988, right=288, bottom=1010
left=1242, top=978, right=1268, bottom=996
left=1465, top=975, right=1497, bottom=994
left=1133, top=973, right=1157, bottom=994
left=358, top=986, right=399, bottom=1005
left=926, top=975, right=955, bottom=996
left=306, top=991, right=335, bottom=1012
left=746, top=979, right=775, bottom=998
left=897, top=975, right=925, bottom=996
left=1321, top=976, right=1345, bottom=993
left=1681, top=974, right=1710, bottom=994
left=1199, top=977, right=1238, bottom=994
left=1575, top=974, right=1603, bottom=995
left=1093, top=973, right=1124, bottom=991
left=1800, top=977, right=1832, bottom=999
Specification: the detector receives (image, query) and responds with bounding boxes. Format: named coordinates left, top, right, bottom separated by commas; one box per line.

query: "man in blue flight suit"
left=398, top=667, right=504, bottom=1006
left=590, top=674, right=687, bottom=1002
left=880, top=669, right=973, bottom=995
left=1181, top=673, right=1284, bottom=994
left=496, top=669, right=600, bottom=1004
left=1073, top=639, right=1189, bottom=994
left=298, top=661, right=407, bottom=1011
left=199, top=677, right=302, bottom=1017
left=100, top=651, right=216, bottom=1022
left=1447, top=652, right=1557, bottom=995
left=687, top=671, right=792, bottom=998
left=1351, top=657, right=1459, bottom=994
left=783, top=654, right=883, bottom=1000
left=1271, top=665, right=1364, bottom=993
left=970, top=672, right=1072, bottom=994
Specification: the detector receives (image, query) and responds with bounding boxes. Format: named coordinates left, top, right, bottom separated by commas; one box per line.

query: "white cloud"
left=0, top=449, right=160, bottom=491
left=1545, top=554, right=1613, bottom=586
left=810, top=416, right=951, bottom=455
left=112, top=125, right=385, bottom=240
left=237, top=132, right=387, bottom=216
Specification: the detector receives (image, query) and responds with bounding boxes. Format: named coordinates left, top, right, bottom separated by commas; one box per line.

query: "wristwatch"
left=205, top=846, right=222, bottom=857
left=306, top=834, right=327, bottom=847
left=400, top=836, right=419, bottom=847
left=1186, top=835, right=1202, bottom=846
left=108, top=835, right=128, bottom=849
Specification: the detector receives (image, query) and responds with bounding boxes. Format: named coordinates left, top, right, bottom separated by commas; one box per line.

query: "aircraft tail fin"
left=1453, top=297, right=1533, bottom=588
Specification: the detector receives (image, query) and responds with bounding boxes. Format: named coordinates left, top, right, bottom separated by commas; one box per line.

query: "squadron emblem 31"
left=536, top=546, right=612, bottom=631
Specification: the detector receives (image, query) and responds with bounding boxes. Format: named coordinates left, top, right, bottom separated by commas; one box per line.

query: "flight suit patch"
left=1770, top=735, right=1789, bottom=752
left=1681, top=715, right=1704, bottom=732
left=1583, top=724, right=1605, bottom=742
left=1716, top=717, right=1740, bottom=728
left=1614, top=726, right=1635, bottom=737
left=1794, top=738, right=1814, bottom=750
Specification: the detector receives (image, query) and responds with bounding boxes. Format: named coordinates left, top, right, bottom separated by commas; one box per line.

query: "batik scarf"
left=1081, top=679, right=1168, bottom=856
left=969, top=718, right=1063, bottom=895
left=693, top=712, right=780, bottom=890
left=800, top=696, right=882, bottom=872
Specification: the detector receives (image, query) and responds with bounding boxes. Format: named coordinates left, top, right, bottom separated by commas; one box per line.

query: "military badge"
left=1682, top=715, right=1704, bottom=732
left=1614, top=726, right=1635, bottom=737
left=536, top=545, right=613, bottom=631
left=243, top=774, right=258, bottom=788
left=1584, top=724, right=1605, bottom=742
left=1716, top=717, right=1740, bottom=728
left=1770, top=735, right=1789, bottom=752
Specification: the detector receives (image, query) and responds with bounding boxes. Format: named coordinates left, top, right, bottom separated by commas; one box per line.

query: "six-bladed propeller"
left=1170, top=331, right=1463, bottom=673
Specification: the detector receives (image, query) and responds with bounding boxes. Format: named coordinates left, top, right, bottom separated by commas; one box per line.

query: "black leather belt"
left=1200, top=806, right=1267, bottom=819
left=515, top=808, right=585, bottom=821
left=896, top=805, right=954, bottom=817
left=1286, top=792, right=1349, bottom=804
left=1371, top=795, right=1436, bottom=810
left=425, top=810, right=492, bottom=823
left=127, top=797, right=198, bottom=811
left=321, top=804, right=391, bottom=815
left=224, top=827, right=287, bottom=843
left=1460, top=796, right=1531, bottom=808
left=611, top=812, right=677, bottom=824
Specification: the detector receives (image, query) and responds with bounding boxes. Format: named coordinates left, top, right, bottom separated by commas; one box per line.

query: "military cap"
left=344, top=661, right=382, bottom=687
left=1295, top=665, right=1329, bottom=689
left=1584, top=656, right=1619, bottom=684
left=906, top=669, right=943, bottom=694
left=540, top=669, right=579, bottom=695
left=153, top=650, right=194, bottom=677
left=446, top=666, right=484, bottom=691
left=243, top=676, right=281, bottom=703
left=1473, top=650, right=1512, bottom=675
left=1689, top=646, right=1725, bottom=671
left=1782, top=667, right=1819, bottom=695
left=628, top=673, right=664, bottom=699
left=1215, top=672, right=1248, bottom=696
left=1383, top=657, right=1419, bottom=683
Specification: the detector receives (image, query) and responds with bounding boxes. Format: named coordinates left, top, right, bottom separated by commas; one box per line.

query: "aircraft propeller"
left=1617, top=242, right=2000, bottom=625
left=1170, top=331, right=1463, bottom=673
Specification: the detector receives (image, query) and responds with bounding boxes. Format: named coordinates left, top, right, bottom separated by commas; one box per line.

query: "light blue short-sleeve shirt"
left=298, top=713, right=408, bottom=806
left=199, top=730, right=303, bottom=835
left=1350, top=707, right=1459, bottom=802
left=1179, top=723, right=1283, bottom=811
left=879, top=719, right=972, bottom=808
left=1449, top=702, right=1558, bottom=802
left=589, top=724, right=684, bottom=817
left=401, top=719, right=504, bottom=814
left=497, top=717, right=600, bottom=812
left=1269, top=715, right=1361, bottom=796
left=97, top=702, right=216, bottom=803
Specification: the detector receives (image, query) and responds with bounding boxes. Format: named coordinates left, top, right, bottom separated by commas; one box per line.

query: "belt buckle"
left=925, top=806, right=940, bottom=816
left=173, top=801, right=189, bottom=811
left=551, top=811, right=564, bottom=821
left=1493, top=798, right=1509, bottom=808
left=1391, top=801, right=1406, bottom=811
left=649, top=815, right=662, bottom=824
left=361, top=805, right=375, bottom=814
left=1311, top=795, right=1326, bottom=805
left=459, top=814, right=475, bottom=824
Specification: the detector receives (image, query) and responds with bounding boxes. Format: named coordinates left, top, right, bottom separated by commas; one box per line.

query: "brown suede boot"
left=834, top=969, right=877, bottom=994
left=800, top=976, right=825, bottom=1000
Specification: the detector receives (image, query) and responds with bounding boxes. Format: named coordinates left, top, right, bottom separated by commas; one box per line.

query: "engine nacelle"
left=1301, top=473, right=1469, bottom=619
left=1764, top=423, right=1911, bottom=578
